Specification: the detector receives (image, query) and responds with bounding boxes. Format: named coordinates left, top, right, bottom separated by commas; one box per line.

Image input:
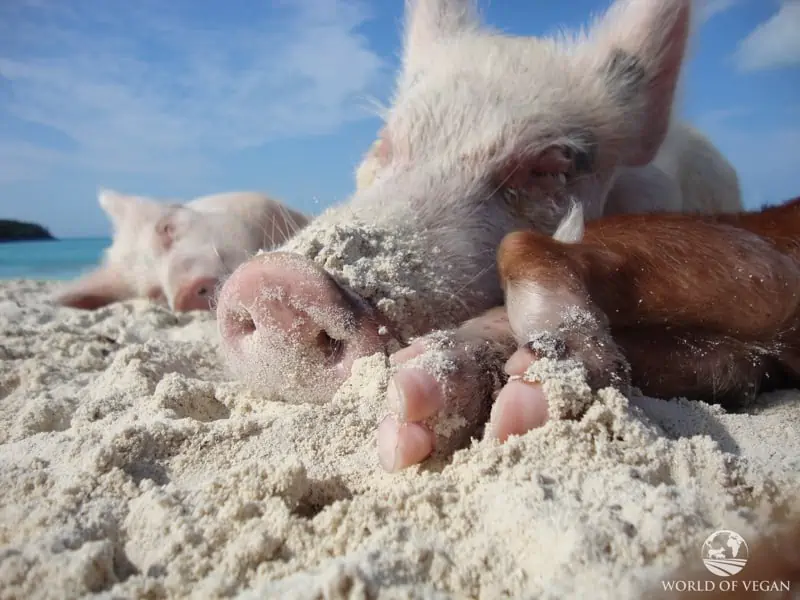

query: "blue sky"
left=0, top=0, right=798, bottom=238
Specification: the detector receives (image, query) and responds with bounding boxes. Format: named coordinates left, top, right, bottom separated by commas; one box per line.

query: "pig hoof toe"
left=377, top=415, right=435, bottom=472
left=487, top=380, right=549, bottom=443
left=378, top=338, right=500, bottom=472
left=486, top=348, right=550, bottom=442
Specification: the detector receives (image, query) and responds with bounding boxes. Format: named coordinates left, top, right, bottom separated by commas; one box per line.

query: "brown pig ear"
left=51, top=265, right=134, bottom=310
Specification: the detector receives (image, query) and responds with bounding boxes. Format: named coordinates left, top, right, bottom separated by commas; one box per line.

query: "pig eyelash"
left=496, top=141, right=594, bottom=198
left=528, top=145, right=589, bottom=182
left=520, top=145, right=598, bottom=196
left=529, top=170, right=569, bottom=187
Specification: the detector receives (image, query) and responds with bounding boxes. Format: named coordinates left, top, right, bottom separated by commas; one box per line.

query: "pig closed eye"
left=529, top=145, right=593, bottom=184
left=155, top=221, right=176, bottom=250
left=560, top=146, right=593, bottom=176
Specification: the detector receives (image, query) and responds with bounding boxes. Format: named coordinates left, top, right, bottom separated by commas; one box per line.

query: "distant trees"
left=0, top=219, right=55, bottom=242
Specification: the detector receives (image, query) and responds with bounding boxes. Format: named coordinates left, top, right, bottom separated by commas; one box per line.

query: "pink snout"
left=172, top=276, right=218, bottom=312
left=215, top=252, right=395, bottom=402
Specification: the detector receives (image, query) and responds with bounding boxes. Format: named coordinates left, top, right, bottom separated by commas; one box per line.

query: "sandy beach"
left=1, top=279, right=799, bottom=599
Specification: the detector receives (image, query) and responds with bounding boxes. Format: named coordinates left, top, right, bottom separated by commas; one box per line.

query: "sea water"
left=0, top=238, right=110, bottom=281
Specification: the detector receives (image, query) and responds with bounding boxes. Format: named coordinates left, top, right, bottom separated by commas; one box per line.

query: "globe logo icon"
left=701, top=530, right=749, bottom=576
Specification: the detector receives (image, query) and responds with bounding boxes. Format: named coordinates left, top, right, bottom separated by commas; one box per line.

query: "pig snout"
left=172, top=276, right=218, bottom=312
left=216, top=251, right=395, bottom=404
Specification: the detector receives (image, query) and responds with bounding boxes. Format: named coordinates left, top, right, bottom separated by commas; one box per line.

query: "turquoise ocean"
left=0, top=238, right=110, bottom=281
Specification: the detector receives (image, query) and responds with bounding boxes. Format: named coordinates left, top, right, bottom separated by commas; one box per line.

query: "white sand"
left=1, top=279, right=799, bottom=599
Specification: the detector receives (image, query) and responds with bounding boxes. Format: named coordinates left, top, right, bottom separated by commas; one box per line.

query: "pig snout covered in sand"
left=492, top=196, right=800, bottom=444
left=215, top=0, right=743, bottom=470
left=52, top=190, right=309, bottom=312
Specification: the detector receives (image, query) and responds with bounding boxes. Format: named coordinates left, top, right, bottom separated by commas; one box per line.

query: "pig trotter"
left=488, top=314, right=631, bottom=445
left=378, top=307, right=514, bottom=472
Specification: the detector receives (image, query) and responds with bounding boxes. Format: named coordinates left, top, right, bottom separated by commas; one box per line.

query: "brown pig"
left=491, top=197, right=800, bottom=442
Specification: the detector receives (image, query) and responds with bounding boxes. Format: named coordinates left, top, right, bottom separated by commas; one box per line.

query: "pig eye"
left=527, top=144, right=593, bottom=185
left=529, top=147, right=572, bottom=180
left=498, top=143, right=593, bottom=194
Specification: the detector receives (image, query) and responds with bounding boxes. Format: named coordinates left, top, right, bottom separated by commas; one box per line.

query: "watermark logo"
left=701, top=529, right=749, bottom=576
left=661, top=528, right=791, bottom=594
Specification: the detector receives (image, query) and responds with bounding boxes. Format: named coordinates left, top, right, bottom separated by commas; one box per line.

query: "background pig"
left=51, top=189, right=173, bottom=310
left=215, top=0, right=744, bottom=466
left=53, top=189, right=308, bottom=312
left=151, top=192, right=309, bottom=312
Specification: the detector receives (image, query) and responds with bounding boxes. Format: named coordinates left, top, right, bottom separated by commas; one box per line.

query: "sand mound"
left=1, top=280, right=798, bottom=599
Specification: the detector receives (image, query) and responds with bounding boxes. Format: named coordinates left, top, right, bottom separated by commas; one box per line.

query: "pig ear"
left=97, top=188, right=136, bottom=224
left=588, top=0, right=692, bottom=166
left=403, top=0, right=478, bottom=72
left=51, top=265, right=133, bottom=310
left=97, top=188, right=163, bottom=229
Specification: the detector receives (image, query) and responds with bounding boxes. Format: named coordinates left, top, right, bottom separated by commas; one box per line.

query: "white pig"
left=53, top=189, right=309, bottom=312
left=212, top=0, right=744, bottom=471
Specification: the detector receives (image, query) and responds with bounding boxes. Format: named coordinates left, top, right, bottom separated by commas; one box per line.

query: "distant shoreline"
left=0, top=219, right=56, bottom=243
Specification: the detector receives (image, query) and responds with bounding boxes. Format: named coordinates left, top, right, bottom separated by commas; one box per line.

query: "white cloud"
left=734, top=0, right=800, bottom=71
left=0, top=0, right=387, bottom=183
left=696, top=0, right=740, bottom=23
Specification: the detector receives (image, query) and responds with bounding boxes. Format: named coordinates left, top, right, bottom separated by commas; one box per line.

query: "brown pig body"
left=499, top=197, right=800, bottom=408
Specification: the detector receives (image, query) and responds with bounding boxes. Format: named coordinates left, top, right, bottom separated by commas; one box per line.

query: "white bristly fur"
left=553, top=201, right=586, bottom=244
left=326, top=0, right=742, bottom=329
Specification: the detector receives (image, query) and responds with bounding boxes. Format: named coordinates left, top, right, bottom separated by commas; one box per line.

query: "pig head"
left=215, top=0, right=742, bottom=404
left=154, top=192, right=310, bottom=312
left=51, top=189, right=172, bottom=310
left=52, top=189, right=309, bottom=312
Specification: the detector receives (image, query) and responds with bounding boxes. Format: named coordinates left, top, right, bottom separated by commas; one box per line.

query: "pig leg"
left=378, top=230, right=629, bottom=471
left=480, top=228, right=632, bottom=443
left=614, top=326, right=789, bottom=408
left=486, top=227, right=796, bottom=441
left=776, top=346, right=800, bottom=389
left=377, top=306, right=516, bottom=471
left=486, top=306, right=630, bottom=443
left=377, top=300, right=628, bottom=470
left=493, top=328, right=786, bottom=444
left=52, top=264, right=136, bottom=310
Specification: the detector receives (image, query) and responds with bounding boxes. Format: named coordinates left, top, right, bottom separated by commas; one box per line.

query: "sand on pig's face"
left=2, top=280, right=799, bottom=599
left=280, top=213, right=498, bottom=340
left=221, top=214, right=499, bottom=406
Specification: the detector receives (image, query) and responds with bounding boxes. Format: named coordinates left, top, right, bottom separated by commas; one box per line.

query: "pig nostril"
left=197, top=287, right=208, bottom=297
left=315, top=330, right=344, bottom=363
left=230, top=309, right=256, bottom=336
left=241, top=315, right=256, bottom=334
